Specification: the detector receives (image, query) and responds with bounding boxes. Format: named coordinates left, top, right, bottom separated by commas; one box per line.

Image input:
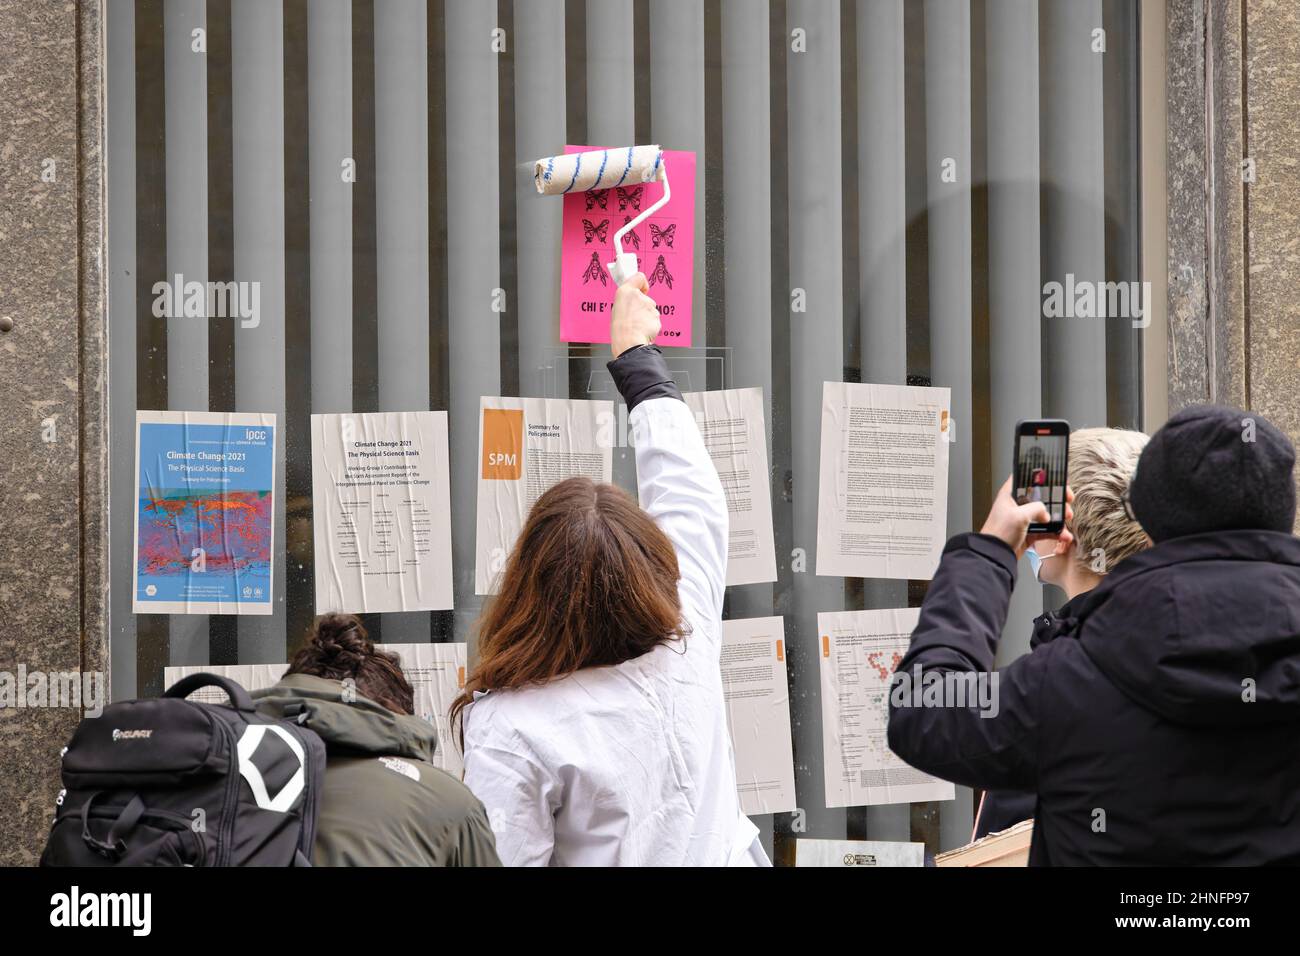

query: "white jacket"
left=462, top=396, right=766, bottom=866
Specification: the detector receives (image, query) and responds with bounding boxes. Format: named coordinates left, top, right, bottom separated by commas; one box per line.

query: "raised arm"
left=606, top=276, right=729, bottom=632
left=889, top=477, right=1072, bottom=791
left=887, top=532, right=1045, bottom=791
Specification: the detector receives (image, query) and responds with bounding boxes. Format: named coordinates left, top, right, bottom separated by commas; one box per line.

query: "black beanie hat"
left=1127, top=404, right=1296, bottom=542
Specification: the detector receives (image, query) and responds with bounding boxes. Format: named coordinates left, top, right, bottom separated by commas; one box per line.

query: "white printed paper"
left=377, top=642, right=467, bottom=779
left=819, top=607, right=955, bottom=808
left=163, top=663, right=287, bottom=705
left=683, top=388, right=778, bottom=586
left=311, top=411, right=453, bottom=613
left=816, top=382, right=951, bottom=580
left=795, top=838, right=925, bottom=867
left=721, top=616, right=797, bottom=816
left=475, top=396, right=613, bottom=594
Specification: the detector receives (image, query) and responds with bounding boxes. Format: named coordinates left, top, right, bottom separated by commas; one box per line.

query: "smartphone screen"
left=1014, top=421, right=1069, bottom=530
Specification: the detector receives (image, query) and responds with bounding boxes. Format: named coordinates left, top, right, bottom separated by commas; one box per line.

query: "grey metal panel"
left=721, top=0, right=774, bottom=855
left=923, top=0, right=973, bottom=851
left=721, top=0, right=772, bottom=413
left=787, top=0, right=846, bottom=837
left=719, top=7, right=773, bottom=607
left=374, top=0, right=431, bottom=643
left=586, top=1, right=636, bottom=492
left=445, top=0, right=501, bottom=641
left=375, top=0, right=430, bottom=414
left=1041, top=0, right=1107, bottom=427
left=164, top=0, right=210, bottom=666
left=987, top=0, right=1044, bottom=666
left=309, top=0, right=352, bottom=414
left=231, top=0, right=287, bottom=662
left=858, top=0, right=906, bottom=389
left=857, top=0, right=909, bottom=845
left=649, top=0, right=707, bottom=372
left=164, top=0, right=210, bottom=411
left=108, top=0, right=138, bottom=699
left=513, top=0, right=566, bottom=400
left=1102, top=0, right=1143, bottom=427
left=586, top=0, right=635, bottom=145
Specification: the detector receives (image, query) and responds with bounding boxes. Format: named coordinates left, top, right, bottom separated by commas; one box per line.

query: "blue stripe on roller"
left=613, top=146, right=635, bottom=187
left=594, top=150, right=609, bottom=189
left=650, top=149, right=663, bottom=181
left=562, top=152, right=583, bottom=193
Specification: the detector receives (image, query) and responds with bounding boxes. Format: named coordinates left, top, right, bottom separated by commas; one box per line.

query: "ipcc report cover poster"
left=133, top=410, right=277, bottom=615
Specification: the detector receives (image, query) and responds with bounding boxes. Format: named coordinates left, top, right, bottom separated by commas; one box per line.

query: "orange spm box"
left=481, top=407, right=524, bottom=480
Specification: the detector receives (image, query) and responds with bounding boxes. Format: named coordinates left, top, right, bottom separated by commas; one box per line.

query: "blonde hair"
left=1068, top=427, right=1150, bottom=574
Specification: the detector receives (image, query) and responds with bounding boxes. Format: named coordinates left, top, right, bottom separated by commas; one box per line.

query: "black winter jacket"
left=888, top=529, right=1300, bottom=865
left=971, top=594, right=1083, bottom=841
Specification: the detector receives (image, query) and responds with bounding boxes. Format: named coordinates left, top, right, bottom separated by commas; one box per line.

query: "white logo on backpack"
left=236, top=724, right=306, bottom=812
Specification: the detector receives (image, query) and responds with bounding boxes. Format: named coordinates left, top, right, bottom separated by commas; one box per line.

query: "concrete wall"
left=0, top=0, right=108, bottom=865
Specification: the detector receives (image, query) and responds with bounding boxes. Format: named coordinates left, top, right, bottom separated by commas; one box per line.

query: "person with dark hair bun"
left=284, top=613, right=414, bottom=715
left=252, top=613, right=500, bottom=866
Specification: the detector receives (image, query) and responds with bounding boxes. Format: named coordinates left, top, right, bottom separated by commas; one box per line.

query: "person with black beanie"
left=888, top=404, right=1300, bottom=864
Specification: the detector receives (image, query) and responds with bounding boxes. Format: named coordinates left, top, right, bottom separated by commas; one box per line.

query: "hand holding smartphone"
left=1013, top=420, right=1070, bottom=534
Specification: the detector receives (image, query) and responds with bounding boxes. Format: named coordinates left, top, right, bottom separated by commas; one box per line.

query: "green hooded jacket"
left=252, top=674, right=500, bottom=867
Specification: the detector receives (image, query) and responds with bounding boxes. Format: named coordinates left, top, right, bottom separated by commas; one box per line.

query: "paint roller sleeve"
left=533, top=144, right=664, bottom=196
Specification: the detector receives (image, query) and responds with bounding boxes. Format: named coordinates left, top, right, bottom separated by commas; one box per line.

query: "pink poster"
left=558, top=145, right=696, bottom=347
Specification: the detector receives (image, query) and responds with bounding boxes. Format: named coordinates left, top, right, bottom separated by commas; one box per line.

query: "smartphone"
left=1013, top=420, right=1070, bottom=533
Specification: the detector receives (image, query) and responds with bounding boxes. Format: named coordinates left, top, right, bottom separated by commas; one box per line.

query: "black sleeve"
left=606, top=344, right=683, bottom=412
left=973, top=789, right=1037, bottom=840
left=886, top=532, right=1048, bottom=793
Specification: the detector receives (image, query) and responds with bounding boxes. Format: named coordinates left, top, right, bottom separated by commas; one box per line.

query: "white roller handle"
left=608, top=163, right=671, bottom=285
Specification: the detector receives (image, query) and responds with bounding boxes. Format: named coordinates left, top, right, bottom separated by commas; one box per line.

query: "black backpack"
left=41, top=673, right=325, bottom=867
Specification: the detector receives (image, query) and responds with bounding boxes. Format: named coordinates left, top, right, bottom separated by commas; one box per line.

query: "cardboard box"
left=934, top=819, right=1034, bottom=867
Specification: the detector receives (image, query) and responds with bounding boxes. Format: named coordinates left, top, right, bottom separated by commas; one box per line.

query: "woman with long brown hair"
left=453, top=274, right=768, bottom=866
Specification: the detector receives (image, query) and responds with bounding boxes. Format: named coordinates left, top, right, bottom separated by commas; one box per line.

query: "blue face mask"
left=1026, top=548, right=1057, bottom=581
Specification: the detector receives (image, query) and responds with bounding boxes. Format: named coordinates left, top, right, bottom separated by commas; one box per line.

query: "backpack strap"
left=81, top=792, right=145, bottom=861
left=164, top=672, right=256, bottom=711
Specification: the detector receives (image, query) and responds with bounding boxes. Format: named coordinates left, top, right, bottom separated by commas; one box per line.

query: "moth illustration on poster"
left=311, top=411, right=454, bottom=614
left=133, top=410, right=276, bottom=615
left=559, top=145, right=697, bottom=346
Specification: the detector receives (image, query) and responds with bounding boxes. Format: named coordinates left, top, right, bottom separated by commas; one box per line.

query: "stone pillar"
left=1241, top=1, right=1300, bottom=467
left=0, top=0, right=108, bottom=865
left=1166, top=0, right=1300, bottom=469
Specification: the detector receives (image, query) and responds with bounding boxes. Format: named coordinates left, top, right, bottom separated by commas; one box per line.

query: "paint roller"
left=533, top=145, right=670, bottom=286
